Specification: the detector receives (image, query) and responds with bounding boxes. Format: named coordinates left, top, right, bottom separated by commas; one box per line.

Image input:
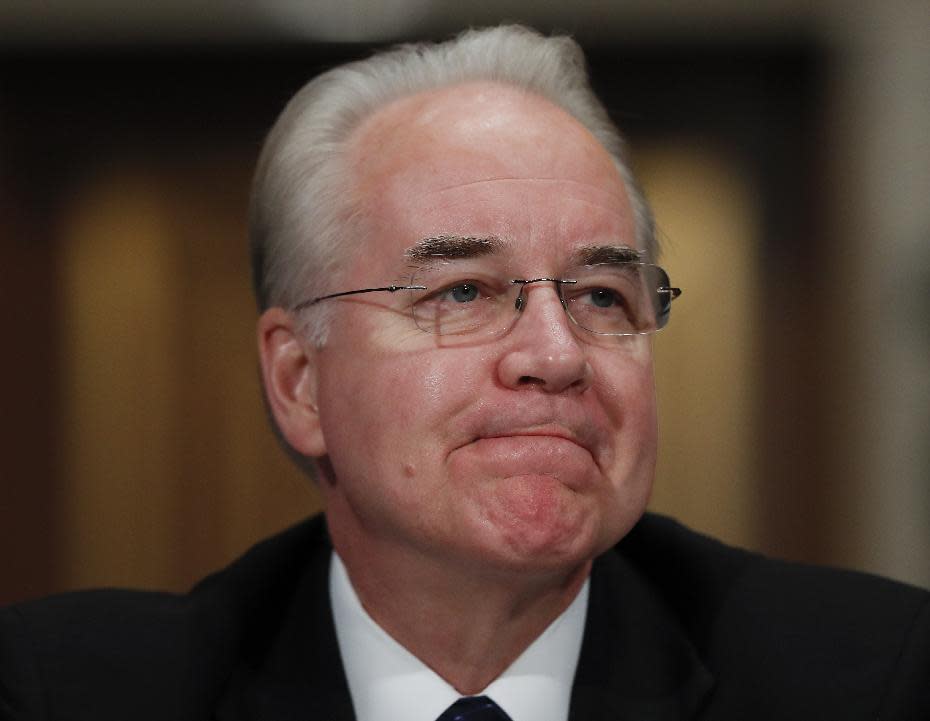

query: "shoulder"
left=0, top=587, right=207, bottom=721
left=0, top=515, right=330, bottom=721
left=617, top=513, right=930, bottom=719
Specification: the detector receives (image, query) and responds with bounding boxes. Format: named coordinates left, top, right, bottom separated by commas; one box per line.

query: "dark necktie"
left=435, top=695, right=514, bottom=721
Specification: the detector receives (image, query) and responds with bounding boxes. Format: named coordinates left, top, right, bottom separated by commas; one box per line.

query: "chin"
left=474, top=511, right=603, bottom=574
left=474, top=476, right=634, bottom=565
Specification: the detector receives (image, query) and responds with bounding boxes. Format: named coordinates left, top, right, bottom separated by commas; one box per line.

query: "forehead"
left=346, top=81, right=636, bottom=271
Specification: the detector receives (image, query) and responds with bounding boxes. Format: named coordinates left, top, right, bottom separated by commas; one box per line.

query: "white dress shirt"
left=330, top=552, right=589, bottom=721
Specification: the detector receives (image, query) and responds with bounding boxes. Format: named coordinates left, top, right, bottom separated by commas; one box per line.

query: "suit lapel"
left=214, top=521, right=356, bottom=721
left=210, top=513, right=712, bottom=721
left=569, top=549, right=714, bottom=721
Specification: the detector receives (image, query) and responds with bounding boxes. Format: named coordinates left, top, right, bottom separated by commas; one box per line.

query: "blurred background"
left=2, top=0, right=928, bottom=605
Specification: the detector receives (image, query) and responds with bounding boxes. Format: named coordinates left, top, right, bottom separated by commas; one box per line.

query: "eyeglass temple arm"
left=659, top=286, right=682, bottom=299
left=293, top=285, right=427, bottom=312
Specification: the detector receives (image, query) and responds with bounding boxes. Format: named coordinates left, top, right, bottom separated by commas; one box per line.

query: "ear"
left=257, top=307, right=327, bottom=457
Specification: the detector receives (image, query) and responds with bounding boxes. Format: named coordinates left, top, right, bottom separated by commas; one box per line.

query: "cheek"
left=318, top=342, right=492, bottom=477
left=596, top=337, right=657, bottom=432
left=592, top=339, right=658, bottom=520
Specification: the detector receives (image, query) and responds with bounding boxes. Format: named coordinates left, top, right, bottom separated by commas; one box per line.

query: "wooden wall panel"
left=641, top=142, right=764, bottom=550
left=55, top=155, right=320, bottom=593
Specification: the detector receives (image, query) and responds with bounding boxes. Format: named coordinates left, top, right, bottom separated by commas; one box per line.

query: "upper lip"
left=481, top=425, right=584, bottom=446
left=462, top=412, right=604, bottom=460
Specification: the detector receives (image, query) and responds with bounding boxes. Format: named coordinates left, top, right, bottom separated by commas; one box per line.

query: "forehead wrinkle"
left=571, top=244, right=643, bottom=266
left=428, top=176, right=625, bottom=198
left=404, top=234, right=509, bottom=264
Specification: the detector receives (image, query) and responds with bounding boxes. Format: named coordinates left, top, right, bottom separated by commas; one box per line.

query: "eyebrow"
left=571, top=244, right=644, bottom=266
left=404, top=235, right=507, bottom=263
left=402, top=236, right=643, bottom=268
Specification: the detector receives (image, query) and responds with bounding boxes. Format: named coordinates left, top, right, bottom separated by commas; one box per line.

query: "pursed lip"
left=479, top=426, right=587, bottom=449
left=458, top=419, right=605, bottom=464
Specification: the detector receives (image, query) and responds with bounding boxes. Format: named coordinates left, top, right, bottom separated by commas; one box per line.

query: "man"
left=1, top=25, right=928, bottom=721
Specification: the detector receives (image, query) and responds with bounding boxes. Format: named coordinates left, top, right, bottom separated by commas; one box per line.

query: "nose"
left=496, top=282, right=592, bottom=393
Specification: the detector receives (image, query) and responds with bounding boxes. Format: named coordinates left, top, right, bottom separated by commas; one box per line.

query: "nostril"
left=518, top=375, right=544, bottom=386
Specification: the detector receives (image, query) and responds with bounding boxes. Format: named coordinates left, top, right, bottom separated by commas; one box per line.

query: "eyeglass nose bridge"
left=510, top=278, right=578, bottom=313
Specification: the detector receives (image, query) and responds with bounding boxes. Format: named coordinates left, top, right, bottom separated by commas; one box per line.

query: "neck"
left=330, top=520, right=591, bottom=695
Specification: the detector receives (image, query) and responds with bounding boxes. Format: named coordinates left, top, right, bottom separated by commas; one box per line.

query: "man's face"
left=310, top=83, right=657, bottom=577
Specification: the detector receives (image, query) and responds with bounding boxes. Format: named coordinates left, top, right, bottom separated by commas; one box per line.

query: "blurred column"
left=826, top=0, right=930, bottom=587
left=55, top=154, right=320, bottom=593
left=644, top=142, right=763, bottom=552
left=57, top=165, right=184, bottom=590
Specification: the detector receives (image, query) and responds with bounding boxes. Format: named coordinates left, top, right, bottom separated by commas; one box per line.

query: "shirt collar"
left=330, top=551, right=589, bottom=721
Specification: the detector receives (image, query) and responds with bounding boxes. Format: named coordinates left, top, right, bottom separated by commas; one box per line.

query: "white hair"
left=249, top=24, right=656, bottom=345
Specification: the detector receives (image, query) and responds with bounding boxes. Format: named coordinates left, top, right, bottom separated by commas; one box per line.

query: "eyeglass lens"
left=407, top=261, right=674, bottom=337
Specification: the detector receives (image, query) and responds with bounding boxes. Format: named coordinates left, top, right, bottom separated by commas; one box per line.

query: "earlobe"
left=257, top=307, right=327, bottom=457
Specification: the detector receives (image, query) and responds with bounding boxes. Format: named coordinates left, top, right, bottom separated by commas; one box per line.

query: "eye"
left=445, top=283, right=480, bottom=303
left=587, top=288, right=619, bottom=308
left=412, top=268, right=507, bottom=315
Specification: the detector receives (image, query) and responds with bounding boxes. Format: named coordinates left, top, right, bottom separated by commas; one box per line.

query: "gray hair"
left=249, top=24, right=655, bottom=345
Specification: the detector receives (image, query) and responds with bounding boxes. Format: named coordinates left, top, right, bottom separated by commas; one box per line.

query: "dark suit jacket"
left=1, top=513, right=928, bottom=720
